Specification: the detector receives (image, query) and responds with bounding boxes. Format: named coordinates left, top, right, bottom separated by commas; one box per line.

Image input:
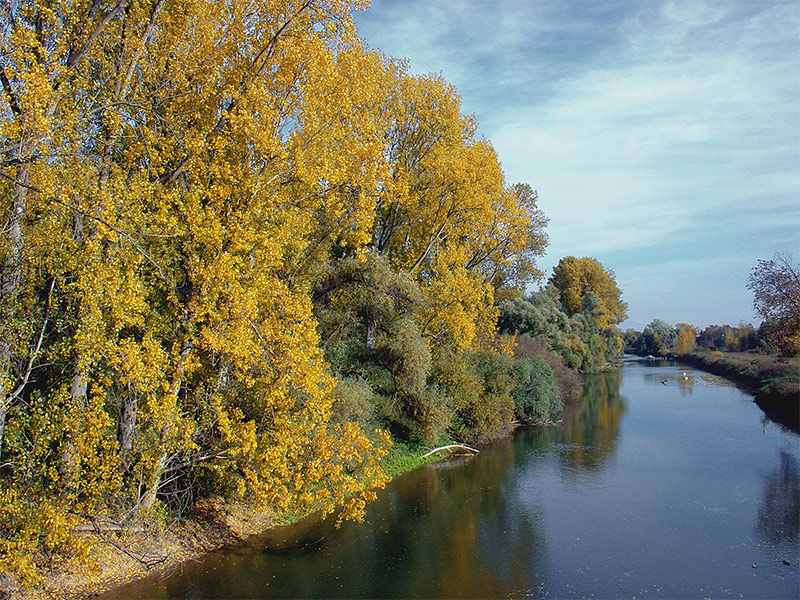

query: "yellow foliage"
left=550, top=256, right=628, bottom=328
left=0, top=0, right=549, bottom=582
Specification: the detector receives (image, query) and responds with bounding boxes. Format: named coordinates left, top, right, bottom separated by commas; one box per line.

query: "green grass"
left=380, top=438, right=439, bottom=479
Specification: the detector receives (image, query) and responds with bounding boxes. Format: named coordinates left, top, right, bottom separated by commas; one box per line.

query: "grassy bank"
left=682, top=350, right=799, bottom=429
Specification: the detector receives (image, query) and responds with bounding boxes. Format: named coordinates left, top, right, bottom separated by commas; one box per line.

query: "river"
left=104, top=357, right=799, bottom=599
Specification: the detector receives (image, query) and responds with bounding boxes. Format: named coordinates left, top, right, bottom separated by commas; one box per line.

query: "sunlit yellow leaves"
left=550, top=256, right=628, bottom=328
left=0, top=0, right=553, bottom=582
left=0, top=0, right=402, bottom=579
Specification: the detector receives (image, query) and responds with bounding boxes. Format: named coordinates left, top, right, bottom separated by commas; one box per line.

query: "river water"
left=105, top=357, right=799, bottom=599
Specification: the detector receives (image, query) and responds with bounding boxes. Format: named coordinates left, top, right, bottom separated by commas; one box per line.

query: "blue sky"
left=353, top=0, right=800, bottom=330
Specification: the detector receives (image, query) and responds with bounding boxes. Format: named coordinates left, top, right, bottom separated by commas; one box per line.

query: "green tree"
left=643, top=319, right=677, bottom=355
left=511, top=358, right=562, bottom=424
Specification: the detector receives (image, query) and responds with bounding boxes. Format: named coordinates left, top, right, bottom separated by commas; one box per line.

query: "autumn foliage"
left=0, top=0, right=551, bottom=580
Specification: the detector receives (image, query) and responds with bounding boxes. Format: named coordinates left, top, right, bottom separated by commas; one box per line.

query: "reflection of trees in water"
left=238, top=437, right=549, bottom=599
left=118, top=373, right=625, bottom=598
left=642, top=372, right=696, bottom=396
left=124, top=438, right=549, bottom=599
left=677, top=375, right=695, bottom=396
left=403, top=437, right=547, bottom=597
left=757, top=449, right=799, bottom=550
left=556, top=372, right=626, bottom=471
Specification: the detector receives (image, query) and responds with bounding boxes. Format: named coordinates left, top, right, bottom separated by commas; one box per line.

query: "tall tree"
left=0, top=0, right=390, bottom=577
left=549, top=256, right=628, bottom=328
left=675, top=323, right=697, bottom=356
left=747, top=253, right=800, bottom=356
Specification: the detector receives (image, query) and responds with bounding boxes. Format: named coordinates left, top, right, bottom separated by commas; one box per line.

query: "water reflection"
left=104, top=361, right=799, bottom=600
left=531, top=371, right=626, bottom=474
left=643, top=372, right=697, bottom=396
left=757, top=449, right=799, bottom=551
left=105, top=430, right=549, bottom=599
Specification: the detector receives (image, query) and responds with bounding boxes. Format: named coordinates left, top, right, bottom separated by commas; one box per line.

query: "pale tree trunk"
left=365, top=319, right=377, bottom=350
left=139, top=341, right=191, bottom=511
left=117, top=386, right=137, bottom=473
left=139, top=450, right=167, bottom=511
left=0, top=167, right=29, bottom=462
left=0, top=341, right=10, bottom=462
left=0, top=387, right=7, bottom=464
left=58, top=365, right=89, bottom=488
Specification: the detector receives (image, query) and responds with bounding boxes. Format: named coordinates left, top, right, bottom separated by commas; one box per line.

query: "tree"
left=0, top=0, right=552, bottom=580
left=675, top=323, right=697, bottom=356
left=549, top=256, right=628, bottom=328
left=0, top=0, right=391, bottom=578
left=371, top=70, right=547, bottom=351
left=511, top=357, right=561, bottom=424
left=747, top=253, right=800, bottom=356
left=644, top=319, right=677, bottom=355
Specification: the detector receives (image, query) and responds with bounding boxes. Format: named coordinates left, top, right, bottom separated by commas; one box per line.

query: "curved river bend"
left=105, top=357, right=799, bottom=599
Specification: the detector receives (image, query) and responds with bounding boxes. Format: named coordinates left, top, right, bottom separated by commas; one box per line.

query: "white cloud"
left=354, top=0, right=800, bottom=327
left=662, top=1, right=726, bottom=26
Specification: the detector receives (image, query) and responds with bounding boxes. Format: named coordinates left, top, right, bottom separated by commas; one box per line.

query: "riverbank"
left=680, top=350, right=799, bottom=430
left=2, top=408, right=567, bottom=599
left=0, top=438, right=451, bottom=600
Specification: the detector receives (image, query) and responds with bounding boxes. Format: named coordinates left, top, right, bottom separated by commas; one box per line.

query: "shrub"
left=511, top=357, right=562, bottom=424
left=330, top=377, right=375, bottom=426
left=513, top=335, right=583, bottom=404
left=431, top=349, right=515, bottom=440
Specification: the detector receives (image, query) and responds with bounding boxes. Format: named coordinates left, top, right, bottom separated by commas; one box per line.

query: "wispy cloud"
left=354, top=0, right=800, bottom=328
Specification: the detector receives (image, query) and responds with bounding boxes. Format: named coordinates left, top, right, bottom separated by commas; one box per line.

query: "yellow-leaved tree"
left=374, top=71, right=547, bottom=349
left=550, top=256, right=628, bottom=329
left=364, top=69, right=548, bottom=440
left=0, top=0, right=390, bottom=579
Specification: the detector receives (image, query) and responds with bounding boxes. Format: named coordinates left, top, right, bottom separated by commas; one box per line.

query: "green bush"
left=431, top=349, right=515, bottom=440
left=513, top=335, right=583, bottom=404
left=330, top=377, right=375, bottom=426
left=511, top=357, right=562, bottom=424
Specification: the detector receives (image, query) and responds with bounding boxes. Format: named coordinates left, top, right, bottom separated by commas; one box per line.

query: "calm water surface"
left=106, top=358, right=799, bottom=599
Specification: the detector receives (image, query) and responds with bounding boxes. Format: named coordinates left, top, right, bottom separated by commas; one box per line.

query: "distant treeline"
left=623, top=320, right=763, bottom=356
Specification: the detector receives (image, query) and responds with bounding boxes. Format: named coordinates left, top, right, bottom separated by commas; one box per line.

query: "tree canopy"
left=0, top=0, right=557, bottom=581
left=747, top=253, right=800, bottom=356
left=549, top=256, right=627, bottom=328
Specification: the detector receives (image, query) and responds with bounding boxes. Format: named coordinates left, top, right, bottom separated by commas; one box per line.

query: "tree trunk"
left=139, top=340, right=191, bottom=511
left=139, top=450, right=166, bottom=511
left=365, top=319, right=377, bottom=350
left=0, top=166, right=29, bottom=462
left=2, top=169, right=27, bottom=296
left=58, top=366, right=89, bottom=487
left=0, top=388, right=7, bottom=463
left=117, top=389, right=137, bottom=473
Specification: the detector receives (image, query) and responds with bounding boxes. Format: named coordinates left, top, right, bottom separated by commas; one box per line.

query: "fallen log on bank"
left=421, top=444, right=479, bottom=458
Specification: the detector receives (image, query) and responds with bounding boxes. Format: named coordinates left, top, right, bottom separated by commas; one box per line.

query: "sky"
left=352, top=0, right=800, bottom=330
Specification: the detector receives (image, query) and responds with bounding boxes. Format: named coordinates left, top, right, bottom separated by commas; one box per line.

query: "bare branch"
left=421, top=444, right=479, bottom=458
left=6, top=277, right=56, bottom=405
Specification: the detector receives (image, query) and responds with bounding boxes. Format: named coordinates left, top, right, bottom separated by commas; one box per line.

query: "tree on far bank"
left=675, top=323, right=697, bottom=356
left=747, top=253, right=800, bottom=356
left=636, top=319, right=676, bottom=356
